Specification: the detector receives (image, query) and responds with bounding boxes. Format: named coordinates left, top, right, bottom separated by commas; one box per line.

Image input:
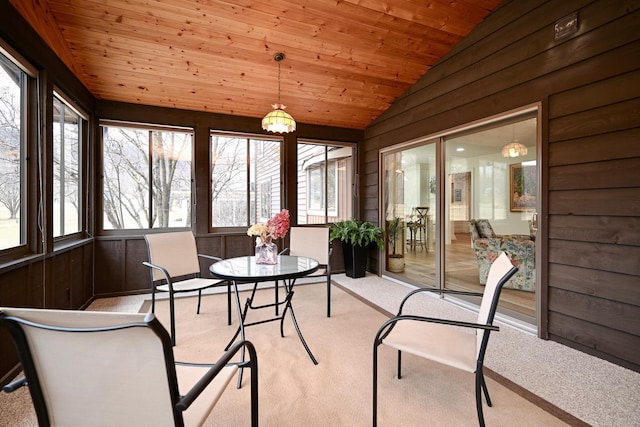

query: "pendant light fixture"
left=502, top=124, right=528, bottom=158
left=262, top=52, right=296, bottom=133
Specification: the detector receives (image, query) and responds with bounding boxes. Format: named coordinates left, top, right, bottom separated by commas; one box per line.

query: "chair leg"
left=326, top=275, right=331, bottom=318
left=397, top=350, right=402, bottom=379
left=373, top=343, right=379, bottom=426
left=481, top=372, right=492, bottom=407
left=169, top=293, right=176, bottom=347
left=274, top=280, right=279, bottom=316
left=196, top=289, right=202, bottom=314
left=475, top=369, right=486, bottom=427
left=227, top=281, right=232, bottom=326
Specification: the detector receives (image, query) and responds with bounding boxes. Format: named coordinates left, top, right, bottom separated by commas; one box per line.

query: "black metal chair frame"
left=373, top=262, right=517, bottom=427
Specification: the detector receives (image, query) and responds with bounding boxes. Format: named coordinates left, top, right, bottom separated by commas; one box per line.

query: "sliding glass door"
left=381, top=109, right=539, bottom=327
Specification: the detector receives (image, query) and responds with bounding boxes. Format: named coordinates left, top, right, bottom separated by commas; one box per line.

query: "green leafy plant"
left=387, top=217, right=404, bottom=256
left=330, top=218, right=385, bottom=250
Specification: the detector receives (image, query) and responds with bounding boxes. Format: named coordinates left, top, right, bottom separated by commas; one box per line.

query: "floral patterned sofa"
left=468, top=219, right=536, bottom=292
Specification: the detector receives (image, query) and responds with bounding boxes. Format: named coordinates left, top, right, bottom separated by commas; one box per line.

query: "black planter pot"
left=343, top=243, right=370, bottom=278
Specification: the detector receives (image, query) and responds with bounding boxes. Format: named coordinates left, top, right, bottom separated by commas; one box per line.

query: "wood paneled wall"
left=362, top=0, right=640, bottom=370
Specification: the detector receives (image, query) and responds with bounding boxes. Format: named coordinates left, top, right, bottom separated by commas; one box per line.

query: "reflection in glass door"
left=444, top=115, right=538, bottom=324
left=381, top=142, right=437, bottom=286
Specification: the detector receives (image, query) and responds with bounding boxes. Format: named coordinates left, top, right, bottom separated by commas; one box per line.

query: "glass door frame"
left=379, top=103, right=542, bottom=335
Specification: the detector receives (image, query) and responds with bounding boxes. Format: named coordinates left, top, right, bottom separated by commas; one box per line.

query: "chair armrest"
left=175, top=340, right=258, bottom=411
left=2, top=376, right=27, bottom=393
left=198, top=253, right=223, bottom=262
left=278, top=248, right=290, bottom=256
left=397, top=288, right=483, bottom=315
left=509, top=234, right=533, bottom=240
left=375, top=314, right=499, bottom=344
left=142, top=261, right=173, bottom=287
left=142, top=261, right=171, bottom=278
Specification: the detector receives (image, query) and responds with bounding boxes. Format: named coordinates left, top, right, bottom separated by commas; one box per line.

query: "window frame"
left=98, top=120, right=195, bottom=234
left=0, top=40, right=37, bottom=258
left=52, top=88, right=88, bottom=241
left=296, top=140, right=355, bottom=225
left=209, top=130, right=283, bottom=233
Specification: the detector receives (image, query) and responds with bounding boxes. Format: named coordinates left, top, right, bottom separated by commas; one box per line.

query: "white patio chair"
left=373, top=252, right=518, bottom=427
left=143, top=231, right=231, bottom=346
left=0, top=307, right=258, bottom=427
left=280, top=226, right=333, bottom=317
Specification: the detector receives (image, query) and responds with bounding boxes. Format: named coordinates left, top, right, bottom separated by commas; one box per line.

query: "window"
left=53, top=93, right=84, bottom=237
left=0, top=47, right=31, bottom=251
left=307, top=162, right=337, bottom=214
left=101, top=123, right=193, bottom=230
left=211, top=133, right=281, bottom=227
left=297, top=142, right=354, bottom=224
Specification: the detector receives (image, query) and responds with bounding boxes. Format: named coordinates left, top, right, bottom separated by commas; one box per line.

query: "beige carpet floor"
left=3, top=275, right=639, bottom=426
left=145, top=282, right=569, bottom=426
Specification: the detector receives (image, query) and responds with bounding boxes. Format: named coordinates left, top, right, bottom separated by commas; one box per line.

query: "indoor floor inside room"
left=393, top=232, right=536, bottom=322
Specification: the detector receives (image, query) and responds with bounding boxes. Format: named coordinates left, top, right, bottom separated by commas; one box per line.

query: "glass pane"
left=0, top=56, right=25, bottom=250
left=151, top=130, right=192, bottom=228
left=382, top=152, right=405, bottom=272
left=251, top=138, right=281, bottom=225
left=211, top=135, right=281, bottom=228
left=382, top=143, right=436, bottom=282
left=53, top=96, right=81, bottom=237
left=102, top=127, right=150, bottom=229
left=297, top=143, right=353, bottom=224
left=444, top=117, right=537, bottom=321
left=211, top=135, right=248, bottom=227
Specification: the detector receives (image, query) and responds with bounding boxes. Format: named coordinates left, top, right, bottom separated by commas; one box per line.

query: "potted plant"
left=330, top=218, right=384, bottom=278
left=386, top=217, right=405, bottom=272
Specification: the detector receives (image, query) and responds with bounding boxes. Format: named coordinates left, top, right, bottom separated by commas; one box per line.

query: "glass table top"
left=209, top=255, right=319, bottom=282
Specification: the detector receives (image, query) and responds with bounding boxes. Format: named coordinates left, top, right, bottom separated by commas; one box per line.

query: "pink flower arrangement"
left=247, top=209, right=290, bottom=242
left=266, top=209, right=290, bottom=239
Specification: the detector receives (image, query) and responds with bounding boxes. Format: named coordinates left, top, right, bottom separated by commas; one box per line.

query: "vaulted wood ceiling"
left=11, top=0, right=502, bottom=129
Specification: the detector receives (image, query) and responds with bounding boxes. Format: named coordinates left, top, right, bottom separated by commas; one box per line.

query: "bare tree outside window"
left=211, top=134, right=281, bottom=227
left=0, top=56, right=24, bottom=250
left=102, top=125, right=192, bottom=230
left=53, top=95, right=81, bottom=237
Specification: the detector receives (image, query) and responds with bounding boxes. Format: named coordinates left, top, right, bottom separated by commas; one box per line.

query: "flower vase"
left=255, top=238, right=278, bottom=265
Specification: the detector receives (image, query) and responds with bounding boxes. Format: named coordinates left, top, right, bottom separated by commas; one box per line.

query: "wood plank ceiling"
left=10, top=0, right=502, bottom=129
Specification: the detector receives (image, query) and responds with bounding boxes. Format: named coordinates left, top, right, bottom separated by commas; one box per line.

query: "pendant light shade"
left=501, top=141, right=528, bottom=158
left=262, top=53, right=296, bottom=133
left=502, top=124, right=527, bottom=157
left=262, top=103, right=296, bottom=133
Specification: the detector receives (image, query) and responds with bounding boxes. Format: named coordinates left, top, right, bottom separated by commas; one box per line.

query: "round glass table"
left=210, top=255, right=319, bottom=282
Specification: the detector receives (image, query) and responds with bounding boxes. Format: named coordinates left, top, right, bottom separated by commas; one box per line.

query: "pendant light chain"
left=277, top=58, right=281, bottom=104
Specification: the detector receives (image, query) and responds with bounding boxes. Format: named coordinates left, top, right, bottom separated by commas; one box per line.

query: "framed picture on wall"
left=449, top=171, right=471, bottom=220
left=510, top=163, right=537, bottom=211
